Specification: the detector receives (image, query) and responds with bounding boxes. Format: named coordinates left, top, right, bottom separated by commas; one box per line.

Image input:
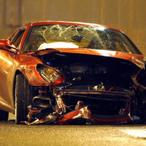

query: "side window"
left=11, top=28, right=25, bottom=48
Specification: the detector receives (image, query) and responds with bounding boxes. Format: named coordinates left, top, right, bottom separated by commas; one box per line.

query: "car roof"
left=23, top=20, right=123, bottom=34
left=25, top=20, right=108, bottom=28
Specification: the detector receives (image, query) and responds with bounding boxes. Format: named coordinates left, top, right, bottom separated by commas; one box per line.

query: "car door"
left=0, top=28, right=25, bottom=112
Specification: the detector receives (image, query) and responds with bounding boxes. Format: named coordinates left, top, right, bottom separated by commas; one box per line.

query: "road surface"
left=0, top=119, right=146, bottom=146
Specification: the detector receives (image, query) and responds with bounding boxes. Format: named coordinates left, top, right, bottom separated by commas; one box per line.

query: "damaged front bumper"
left=23, top=86, right=134, bottom=125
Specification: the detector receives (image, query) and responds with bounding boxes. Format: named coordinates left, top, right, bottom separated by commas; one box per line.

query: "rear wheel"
left=15, top=74, right=33, bottom=124
left=0, top=110, right=8, bottom=121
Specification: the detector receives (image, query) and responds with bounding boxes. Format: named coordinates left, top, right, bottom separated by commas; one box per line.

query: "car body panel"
left=0, top=49, right=17, bottom=112
left=32, top=48, right=144, bottom=68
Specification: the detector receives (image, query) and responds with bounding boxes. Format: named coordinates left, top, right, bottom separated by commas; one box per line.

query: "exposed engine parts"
left=24, top=81, right=134, bottom=125
left=22, top=53, right=146, bottom=125
left=25, top=99, right=92, bottom=125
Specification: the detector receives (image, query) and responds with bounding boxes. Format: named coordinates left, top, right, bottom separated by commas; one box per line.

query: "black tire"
left=0, top=110, right=8, bottom=121
left=15, top=74, right=33, bottom=124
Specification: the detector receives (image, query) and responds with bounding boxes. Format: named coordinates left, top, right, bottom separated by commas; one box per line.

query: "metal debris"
left=25, top=100, right=92, bottom=125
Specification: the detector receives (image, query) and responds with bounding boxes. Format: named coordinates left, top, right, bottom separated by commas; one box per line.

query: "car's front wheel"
left=0, top=110, right=8, bottom=121
left=15, top=74, right=33, bottom=124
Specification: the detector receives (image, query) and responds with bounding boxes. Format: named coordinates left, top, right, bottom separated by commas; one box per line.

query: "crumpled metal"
left=24, top=101, right=92, bottom=125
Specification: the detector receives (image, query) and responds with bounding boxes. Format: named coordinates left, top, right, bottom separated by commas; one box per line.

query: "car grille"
left=62, top=94, right=129, bottom=116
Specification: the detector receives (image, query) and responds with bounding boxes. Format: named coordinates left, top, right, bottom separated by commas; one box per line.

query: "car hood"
left=29, top=48, right=144, bottom=69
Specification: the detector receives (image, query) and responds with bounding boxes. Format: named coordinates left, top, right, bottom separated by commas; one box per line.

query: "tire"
left=15, top=74, right=33, bottom=124
left=0, top=110, right=8, bottom=121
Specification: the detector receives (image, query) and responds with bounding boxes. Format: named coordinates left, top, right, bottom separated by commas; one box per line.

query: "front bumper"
left=24, top=88, right=133, bottom=125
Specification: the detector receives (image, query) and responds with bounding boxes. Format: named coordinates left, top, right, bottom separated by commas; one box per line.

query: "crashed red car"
left=0, top=21, right=146, bottom=124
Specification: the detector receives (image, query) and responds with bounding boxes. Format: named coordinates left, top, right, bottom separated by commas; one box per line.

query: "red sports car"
left=0, top=21, right=146, bottom=124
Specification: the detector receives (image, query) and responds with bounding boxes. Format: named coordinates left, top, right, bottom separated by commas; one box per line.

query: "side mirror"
left=0, top=39, right=16, bottom=49
left=0, top=39, right=18, bottom=54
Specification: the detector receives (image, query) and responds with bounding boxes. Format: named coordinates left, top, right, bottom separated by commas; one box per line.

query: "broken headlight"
left=37, top=64, right=64, bottom=85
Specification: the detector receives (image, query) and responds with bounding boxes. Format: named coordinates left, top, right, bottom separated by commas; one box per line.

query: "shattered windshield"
left=23, top=24, right=141, bottom=54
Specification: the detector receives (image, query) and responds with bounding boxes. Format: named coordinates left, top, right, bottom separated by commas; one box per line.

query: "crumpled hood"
left=30, top=48, right=145, bottom=69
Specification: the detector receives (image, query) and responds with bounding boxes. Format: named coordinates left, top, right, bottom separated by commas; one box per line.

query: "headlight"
left=37, top=64, right=64, bottom=86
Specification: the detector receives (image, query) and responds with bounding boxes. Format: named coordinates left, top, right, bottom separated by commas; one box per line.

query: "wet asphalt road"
left=1, top=119, right=146, bottom=146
